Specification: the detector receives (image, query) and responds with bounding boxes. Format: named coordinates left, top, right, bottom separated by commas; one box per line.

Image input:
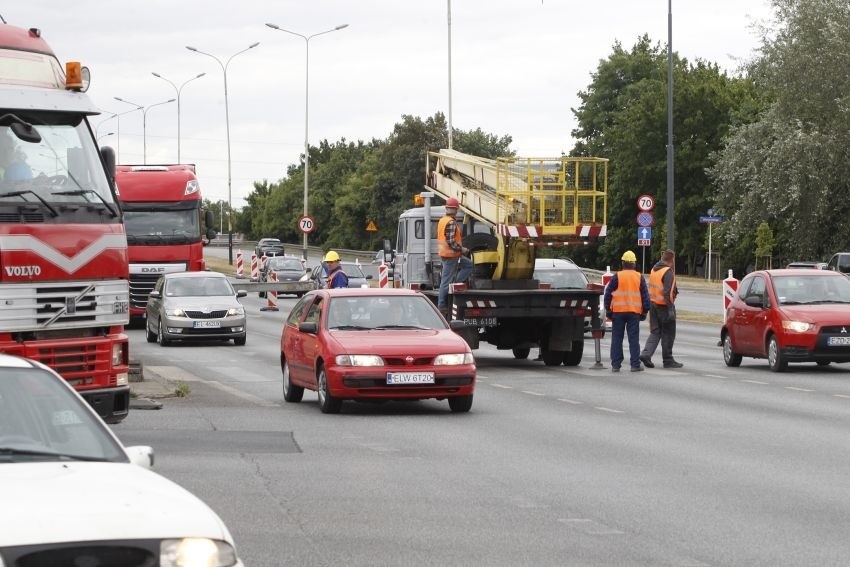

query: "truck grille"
left=129, top=273, right=161, bottom=310
left=2, top=335, right=118, bottom=388
left=0, top=280, right=129, bottom=332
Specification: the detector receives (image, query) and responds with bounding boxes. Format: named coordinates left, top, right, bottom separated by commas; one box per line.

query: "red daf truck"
left=0, top=24, right=131, bottom=421
left=115, top=164, right=216, bottom=318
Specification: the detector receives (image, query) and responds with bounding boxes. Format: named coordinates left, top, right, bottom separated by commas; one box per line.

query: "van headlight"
left=160, top=538, right=238, bottom=567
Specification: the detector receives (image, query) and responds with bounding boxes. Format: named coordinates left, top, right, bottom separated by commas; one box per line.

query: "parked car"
left=259, top=255, right=308, bottom=298
left=280, top=288, right=476, bottom=413
left=301, top=261, right=372, bottom=289
left=826, top=252, right=850, bottom=275
left=146, top=271, right=248, bottom=346
left=0, top=354, right=243, bottom=566
left=255, top=237, right=284, bottom=258
left=721, top=269, right=850, bottom=371
left=533, top=257, right=589, bottom=288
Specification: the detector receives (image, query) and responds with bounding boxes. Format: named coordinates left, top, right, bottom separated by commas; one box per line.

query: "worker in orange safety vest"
left=639, top=249, right=683, bottom=369
left=603, top=250, right=650, bottom=372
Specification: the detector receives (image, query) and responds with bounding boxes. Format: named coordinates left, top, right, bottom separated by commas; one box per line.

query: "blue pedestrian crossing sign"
left=638, top=227, right=651, bottom=240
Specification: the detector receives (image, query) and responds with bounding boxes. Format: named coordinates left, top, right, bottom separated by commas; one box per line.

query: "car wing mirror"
left=125, top=445, right=154, bottom=469
left=149, top=290, right=162, bottom=299
left=744, top=296, right=765, bottom=308
left=236, top=290, right=248, bottom=298
left=449, top=320, right=467, bottom=330
left=299, top=321, right=318, bottom=334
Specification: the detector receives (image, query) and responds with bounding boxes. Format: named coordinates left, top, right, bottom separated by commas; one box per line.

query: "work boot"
left=663, top=361, right=684, bottom=369
left=630, top=365, right=644, bottom=372
left=639, top=356, right=654, bottom=368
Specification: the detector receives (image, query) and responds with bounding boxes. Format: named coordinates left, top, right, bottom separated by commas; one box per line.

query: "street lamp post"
left=97, top=132, right=115, bottom=143
left=151, top=72, right=206, bottom=162
left=112, top=98, right=146, bottom=162
left=266, top=22, right=348, bottom=263
left=186, top=42, right=260, bottom=266
left=140, top=99, right=176, bottom=164
left=446, top=0, right=453, bottom=149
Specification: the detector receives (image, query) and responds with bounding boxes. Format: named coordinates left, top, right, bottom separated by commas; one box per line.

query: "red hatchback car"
left=721, top=269, right=850, bottom=371
left=280, top=288, right=476, bottom=413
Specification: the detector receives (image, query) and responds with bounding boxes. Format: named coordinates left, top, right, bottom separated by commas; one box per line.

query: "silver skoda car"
left=145, top=272, right=248, bottom=346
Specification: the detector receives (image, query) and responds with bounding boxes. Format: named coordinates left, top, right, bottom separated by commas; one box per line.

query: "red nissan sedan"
left=721, top=269, right=850, bottom=371
left=280, top=288, right=476, bottom=413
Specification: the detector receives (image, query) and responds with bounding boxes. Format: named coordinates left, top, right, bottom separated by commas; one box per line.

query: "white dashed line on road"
left=833, top=394, right=850, bottom=399
left=490, top=384, right=513, bottom=389
left=557, top=398, right=583, bottom=405
left=742, top=379, right=769, bottom=385
left=594, top=406, right=624, bottom=414
left=785, top=386, right=815, bottom=392
left=521, top=390, right=545, bottom=396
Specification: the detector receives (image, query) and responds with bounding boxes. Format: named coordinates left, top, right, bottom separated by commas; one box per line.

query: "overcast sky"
left=10, top=0, right=773, bottom=208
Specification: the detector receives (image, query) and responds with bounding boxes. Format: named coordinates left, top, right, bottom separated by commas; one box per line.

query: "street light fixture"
left=151, top=71, right=206, bottom=162
left=186, top=42, right=260, bottom=266
left=112, top=98, right=146, bottom=162
left=265, top=22, right=348, bottom=263
left=141, top=98, right=176, bottom=164
left=97, top=132, right=115, bottom=142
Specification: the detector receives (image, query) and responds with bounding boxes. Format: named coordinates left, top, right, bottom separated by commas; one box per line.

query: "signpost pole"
left=707, top=221, right=712, bottom=281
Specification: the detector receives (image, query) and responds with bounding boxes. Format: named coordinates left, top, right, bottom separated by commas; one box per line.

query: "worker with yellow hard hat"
left=323, top=250, right=349, bottom=289
left=603, top=250, right=650, bottom=372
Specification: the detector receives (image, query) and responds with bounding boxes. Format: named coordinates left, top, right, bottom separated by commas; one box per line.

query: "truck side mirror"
left=100, top=146, right=116, bottom=184
left=205, top=210, right=214, bottom=228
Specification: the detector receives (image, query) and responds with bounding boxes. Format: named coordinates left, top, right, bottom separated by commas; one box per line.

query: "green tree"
left=709, top=0, right=850, bottom=263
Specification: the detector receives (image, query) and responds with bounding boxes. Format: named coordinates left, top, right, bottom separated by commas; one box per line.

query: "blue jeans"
left=438, top=255, right=473, bottom=308
left=610, top=312, right=641, bottom=369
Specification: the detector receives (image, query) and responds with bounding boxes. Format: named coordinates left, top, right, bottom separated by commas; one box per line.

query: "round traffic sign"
left=637, top=194, right=655, bottom=212
left=637, top=211, right=654, bottom=227
left=298, top=215, right=316, bottom=234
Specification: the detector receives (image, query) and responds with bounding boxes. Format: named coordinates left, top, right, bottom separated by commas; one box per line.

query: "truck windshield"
left=123, top=205, right=201, bottom=244
left=0, top=113, right=117, bottom=216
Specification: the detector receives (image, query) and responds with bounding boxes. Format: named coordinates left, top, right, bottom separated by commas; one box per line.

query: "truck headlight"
left=112, top=343, right=125, bottom=366
left=160, top=538, right=237, bottom=567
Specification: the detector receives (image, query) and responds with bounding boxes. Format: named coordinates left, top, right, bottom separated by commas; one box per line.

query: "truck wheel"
left=541, top=348, right=563, bottom=366
left=562, top=340, right=584, bottom=366
left=512, top=348, right=530, bottom=360
left=448, top=394, right=473, bottom=413
left=462, top=233, right=499, bottom=252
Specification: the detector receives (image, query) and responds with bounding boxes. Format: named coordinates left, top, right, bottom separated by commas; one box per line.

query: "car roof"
left=0, top=353, right=39, bottom=369
left=534, top=258, right=579, bottom=268
left=311, top=287, right=423, bottom=298
left=162, top=271, right=227, bottom=279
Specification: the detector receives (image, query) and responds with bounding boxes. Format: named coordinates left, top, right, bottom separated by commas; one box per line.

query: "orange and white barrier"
left=601, top=266, right=613, bottom=328
left=235, top=251, right=244, bottom=277
left=378, top=262, right=388, bottom=288
left=261, top=254, right=267, bottom=271
left=251, top=253, right=259, bottom=280
left=722, top=270, right=738, bottom=323
left=260, top=271, right=279, bottom=312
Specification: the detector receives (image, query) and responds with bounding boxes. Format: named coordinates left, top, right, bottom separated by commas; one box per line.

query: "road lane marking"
left=490, top=384, right=513, bottom=389
left=742, top=379, right=769, bottom=385
left=594, top=406, right=624, bottom=414
left=833, top=394, right=850, bottom=399
left=557, top=398, right=583, bottom=405
left=704, top=374, right=726, bottom=379
left=521, top=390, right=545, bottom=396
left=785, top=386, right=814, bottom=392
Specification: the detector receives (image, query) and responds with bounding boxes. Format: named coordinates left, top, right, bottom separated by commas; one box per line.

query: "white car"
left=0, top=355, right=243, bottom=566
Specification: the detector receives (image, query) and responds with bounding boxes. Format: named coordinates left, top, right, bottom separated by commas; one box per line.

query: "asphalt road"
left=114, top=291, right=850, bottom=567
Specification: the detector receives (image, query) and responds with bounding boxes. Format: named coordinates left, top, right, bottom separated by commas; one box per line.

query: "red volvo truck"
left=115, top=164, right=216, bottom=319
left=0, top=24, right=131, bottom=421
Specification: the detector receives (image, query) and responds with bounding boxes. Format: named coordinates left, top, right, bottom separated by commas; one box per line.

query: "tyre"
left=562, top=340, right=584, bottom=366
left=316, top=366, right=342, bottom=414
left=146, top=322, right=156, bottom=343
left=234, top=334, right=247, bottom=346
left=282, top=360, right=304, bottom=403
left=541, top=348, right=563, bottom=366
left=817, top=360, right=831, bottom=366
left=462, top=233, right=499, bottom=252
left=448, top=394, right=473, bottom=413
left=512, top=348, right=530, bottom=360
left=157, top=320, right=170, bottom=347
left=723, top=334, right=742, bottom=367
left=767, top=335, right=787, bottom=372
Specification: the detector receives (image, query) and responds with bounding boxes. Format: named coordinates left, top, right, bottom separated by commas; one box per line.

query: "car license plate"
left=113, top=301, right=129, bottom=314
left=464, top=317, right=497, bottom=327
left=386, top=372, right=435, bottom=385
left=827, top=336, right=850, bottom=346
left=193, top=320, right=221, bottom=328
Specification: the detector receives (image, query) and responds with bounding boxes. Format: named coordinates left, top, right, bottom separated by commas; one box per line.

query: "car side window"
left=304, top=297, right=324, bottom=325
left=838, top=255, right=850, bottom=274
left=746, top=276, right=766, bottom=301
left=286, top=296, right=311, bottom=326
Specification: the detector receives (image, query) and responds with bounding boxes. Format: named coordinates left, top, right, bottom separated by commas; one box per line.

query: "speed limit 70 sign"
left=298, top=215, right=316, bottom=234
left=637, top=194, right=655, bottom=212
